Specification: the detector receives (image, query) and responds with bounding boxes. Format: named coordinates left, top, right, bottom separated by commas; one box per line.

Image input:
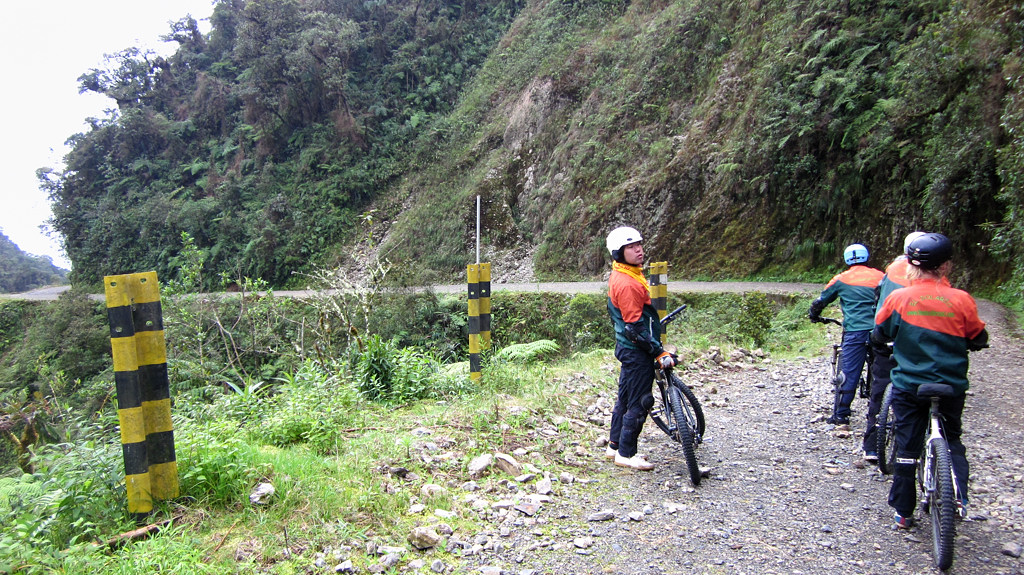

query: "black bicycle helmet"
left=906, top=233, right=953, bottom=269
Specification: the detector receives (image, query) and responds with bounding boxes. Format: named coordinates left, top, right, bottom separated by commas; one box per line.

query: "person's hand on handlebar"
left=808, top=311, right=822, bottom=323
left=656, top=353, right=677, bottom=370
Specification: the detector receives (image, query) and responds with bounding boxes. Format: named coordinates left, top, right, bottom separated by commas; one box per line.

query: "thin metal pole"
left=476, top=195, right=481, bottom=264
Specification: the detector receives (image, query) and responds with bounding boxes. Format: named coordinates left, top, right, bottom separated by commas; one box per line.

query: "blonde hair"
left=905, top=261, right=950, bottom=281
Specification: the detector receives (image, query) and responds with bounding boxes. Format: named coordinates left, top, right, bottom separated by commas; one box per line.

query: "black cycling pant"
left=862, top=341, right=891, bottom=452
left=609, top=344, right=655, bottom=458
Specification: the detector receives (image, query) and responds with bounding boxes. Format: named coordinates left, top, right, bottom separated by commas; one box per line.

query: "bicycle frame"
left=650, top=371, right=676, bottom=436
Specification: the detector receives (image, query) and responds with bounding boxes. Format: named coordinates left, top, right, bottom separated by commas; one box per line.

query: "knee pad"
left=640, top=394, right=655, bottom=412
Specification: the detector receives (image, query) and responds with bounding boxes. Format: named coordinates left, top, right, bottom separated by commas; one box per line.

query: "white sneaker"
left=605, top=446, right=617, bottom=460
left=614, top=453, right=654, bottom=471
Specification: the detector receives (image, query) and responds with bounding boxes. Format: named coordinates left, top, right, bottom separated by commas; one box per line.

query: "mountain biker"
left=862, top=231, right=925, bottom=461
left=808, top=244, right=884, bottom=426
left=604, top=226, right=676, bottom=471
left=872, top=232, right=988, bottom=528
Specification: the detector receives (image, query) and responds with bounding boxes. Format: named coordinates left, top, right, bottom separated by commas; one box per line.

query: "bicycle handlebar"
left=818, top=317, right=842, bottom=327
left=660, top=304, right=688, bottom=326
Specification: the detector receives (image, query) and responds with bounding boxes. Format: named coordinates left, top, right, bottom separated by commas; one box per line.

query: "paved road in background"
left=2, top=281, right=821, bottom=301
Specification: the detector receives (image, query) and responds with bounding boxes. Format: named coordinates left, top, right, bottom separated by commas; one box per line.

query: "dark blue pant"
left=609, top=344, right=655, bottom=458
left=835, top=330, right=870, bottom=419
left=863, top=341, right=890, bottom=452
left=888, top=386, right=968, bottom=517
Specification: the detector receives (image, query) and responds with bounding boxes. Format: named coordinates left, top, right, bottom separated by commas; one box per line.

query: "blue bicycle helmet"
left=843, top=243, right=869, bottom=265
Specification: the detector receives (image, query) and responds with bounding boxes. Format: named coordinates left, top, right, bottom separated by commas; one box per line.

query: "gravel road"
left=446, top=299, right=1023, bottom=575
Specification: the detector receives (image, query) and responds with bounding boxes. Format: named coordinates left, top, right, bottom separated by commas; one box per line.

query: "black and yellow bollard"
left=479, top=263, right=491, bottom=348
left=467, top=264, right=482, bottom=381
left=649, top=261, right=668, bottom=341
left=106, top=272, right=178, bottom=517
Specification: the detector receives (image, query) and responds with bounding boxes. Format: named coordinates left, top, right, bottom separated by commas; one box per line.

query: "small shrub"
left=177, top=424, right=265, bottom=507
left=253, top=360, right=362, bottom=450
left=737, top=293, right=774, bottom=347
left=351, top=336, right=458, bottom=405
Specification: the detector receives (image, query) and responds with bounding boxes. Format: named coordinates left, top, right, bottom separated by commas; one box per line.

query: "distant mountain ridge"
left=0, top=231, right=68, bottom=293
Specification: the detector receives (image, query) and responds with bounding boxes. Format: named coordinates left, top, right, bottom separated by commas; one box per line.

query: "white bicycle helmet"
left=606, top=226, right=643, bottom=262
left=903, top=231, right=926, bottom=253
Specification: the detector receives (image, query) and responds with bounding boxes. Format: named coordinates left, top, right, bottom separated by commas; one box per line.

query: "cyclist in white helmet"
left=862, top=231, right=925, bottom=461
left=604, top=226, right=676, bottom=470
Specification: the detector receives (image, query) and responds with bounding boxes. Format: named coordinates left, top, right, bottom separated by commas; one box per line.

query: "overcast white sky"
left=0, top=0, right=216, bottom=269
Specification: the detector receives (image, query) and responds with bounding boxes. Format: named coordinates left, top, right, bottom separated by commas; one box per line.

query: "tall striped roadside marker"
left=479, top=263, right=491, bottom=347
left=649, top=261, right=668, bottom=342
left=105, top=272, right=178, bottom=517
left=467, top=264, right=482, bottom=381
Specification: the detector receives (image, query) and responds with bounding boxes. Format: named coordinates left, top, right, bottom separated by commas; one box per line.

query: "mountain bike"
left=648, top=304, right=706, bottom=485
left=914, top=382, right=967, bottom=571
left=819, top=317, right=873, bottom=418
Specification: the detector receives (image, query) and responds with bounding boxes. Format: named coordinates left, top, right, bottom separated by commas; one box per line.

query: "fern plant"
left=489, top=340, right=560, bottom=364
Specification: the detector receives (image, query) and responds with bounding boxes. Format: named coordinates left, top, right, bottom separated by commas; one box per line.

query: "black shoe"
left=826, top=415, right=849, bottom=425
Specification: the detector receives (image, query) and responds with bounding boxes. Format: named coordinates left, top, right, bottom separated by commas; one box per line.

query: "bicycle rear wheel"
left=876, top=384, right=896, bottom=474
left=668, top=385, right=701, bottom=486
left=928, top=437, right=957, bottom=570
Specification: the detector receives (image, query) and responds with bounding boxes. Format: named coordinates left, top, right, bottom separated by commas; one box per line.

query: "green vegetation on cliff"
left=44, top=0, right=1024, bottom=297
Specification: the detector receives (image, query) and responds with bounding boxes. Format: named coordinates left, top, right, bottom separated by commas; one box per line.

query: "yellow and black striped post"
left=479, top=263, right=491, bottom=348
left=649, top=261, right=668, bottom=341
left=467, top=264, right=482, bottom=381
left=105, top=272, right=178, bottom=516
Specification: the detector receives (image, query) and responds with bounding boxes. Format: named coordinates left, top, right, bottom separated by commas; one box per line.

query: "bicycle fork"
left=919, top=413, right=943, bottom=512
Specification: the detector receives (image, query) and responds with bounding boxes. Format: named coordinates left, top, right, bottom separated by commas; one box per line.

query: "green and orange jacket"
left=876, top=257, right=912, bottom=305
left=811, top=265, right=884, bottom=331
left=607, top=262, right=667, bottom=359
left=873, top=277, right=988, bottom=393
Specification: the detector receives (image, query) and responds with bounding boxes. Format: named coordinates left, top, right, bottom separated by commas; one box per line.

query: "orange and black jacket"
left=873, top=277, right=988, bottom=393
left=607, top=262, right=665, bottom=358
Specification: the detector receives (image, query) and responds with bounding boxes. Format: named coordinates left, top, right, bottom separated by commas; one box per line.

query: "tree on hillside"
left=46, top=0, right=524, bottom=288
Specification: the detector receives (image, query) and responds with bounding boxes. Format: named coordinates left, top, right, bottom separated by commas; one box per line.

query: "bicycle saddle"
left=917, top=383, right=957, bottom=398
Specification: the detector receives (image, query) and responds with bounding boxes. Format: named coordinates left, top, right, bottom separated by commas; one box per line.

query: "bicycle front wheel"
left=669, top=373, right=705, bottom=439
left=876, top=384, right=896, bottom=474
left=668, top=385, right=701, bottom=486
left=928, top=437, right=957, bottom=570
